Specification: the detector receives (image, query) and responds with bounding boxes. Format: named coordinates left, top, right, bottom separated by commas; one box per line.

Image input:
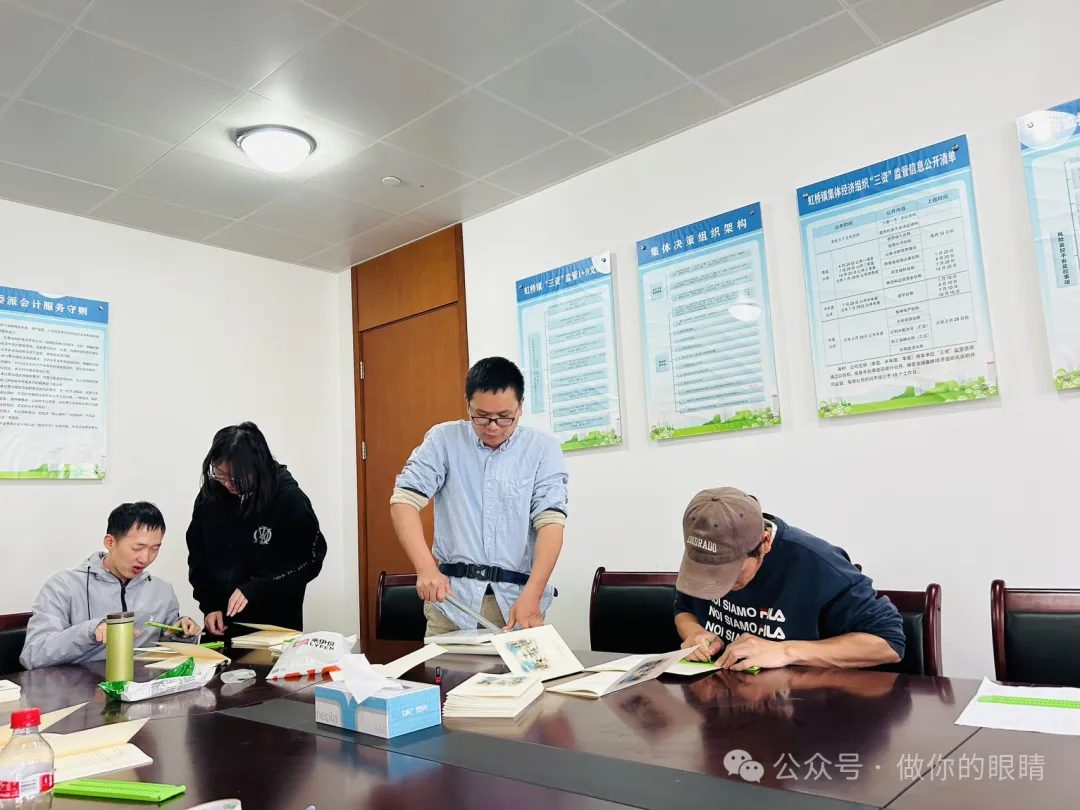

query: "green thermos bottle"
left=105, top=611, right=135, bottom=682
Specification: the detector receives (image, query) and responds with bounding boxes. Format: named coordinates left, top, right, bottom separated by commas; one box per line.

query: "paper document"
left=54, top=744, right=152, bottom=783
left=44, top=719, right=147, bottom=757
left=490, top=625, right=583, bottom=682
left=443, top=673, right=543, bottom=719
left=423, top=628, right=500, bottom=656
left=589, top=653, right=718, bottom=677
left=0, top=703, right=87, bottom=746
left=956, top=677, right=1080, bottom=736
left=136, top=642, right=229, bottom=663
left=231, top=624, right=300, bottom=649
left=371, top=644, right=445, bottom=680
left=549, top=649, right=689, bottom=698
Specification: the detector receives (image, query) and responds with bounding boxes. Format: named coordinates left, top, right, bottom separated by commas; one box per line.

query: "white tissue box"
left=314, top=680, right=441, bottom=738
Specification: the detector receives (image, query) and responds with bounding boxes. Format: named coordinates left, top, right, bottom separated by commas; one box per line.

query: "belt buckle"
left=476, top=566, right=487, bottom=579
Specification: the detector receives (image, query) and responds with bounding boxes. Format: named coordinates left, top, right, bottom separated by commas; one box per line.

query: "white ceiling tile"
left=247, top=187, right=393, bottom=242
left=306, top=142, right=472, bottom=213
left=408, top=181, right=515, bottom=227
left=481, top=19, right=684, bottom=133
left=205, top=221, right=330, bottom=264
left=581, top=0, right=624, bottom=9
left=78, top=0, right=335, bottom=87
left=0, top=102, right=170, bottom=187
left=386, top=90, right=564, bottom=176
left=349, top=0, right=589, bottom=83
left=126, top=150, right=295, bottom=218
left=854, top=0, right=995, bottom=43
left=302, top=0, right=359, bottom=17
left=22, top=31, right=240, bottom=142
left=0, top=4, right=66, bottom=96
left=302, top=243, right=364, bottom=272
left=5, top=0, right=91, bottom=24
left=342, top=217, right=439, bottom=259
left=0, top=160, right=113, bottom=213
left=607, top=0, right=843, bottom=77
left=255, top=25, right=466, bottom=139
left=702, top=14, right=875, bottom=106
left=579, top=83, right=726, bottom=155
left=486, top=139, right=608, bottom=195
left=178, top=93, right=371, bottom=183
left=92, top=192, right=233, bottom=241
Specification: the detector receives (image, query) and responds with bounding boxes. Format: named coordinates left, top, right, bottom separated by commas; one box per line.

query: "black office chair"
left=589, top=568, right=683, bottom=654
left=872, top=584, right=943, bottom=677
left=0, top=612, right=32, bottom=674
left=376, top=572, right=426, bottom=642
left=992, top=579, right=1080, bottom=687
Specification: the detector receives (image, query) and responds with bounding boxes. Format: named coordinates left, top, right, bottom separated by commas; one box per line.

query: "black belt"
left=438, top=563, right=558, bottom=596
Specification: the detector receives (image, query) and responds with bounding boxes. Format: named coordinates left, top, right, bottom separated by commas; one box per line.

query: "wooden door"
left=360, top=303, right=466, bottom=649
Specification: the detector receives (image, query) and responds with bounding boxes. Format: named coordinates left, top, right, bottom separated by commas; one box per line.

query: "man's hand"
left=715, top=633, right=793, bottom=671
left=205, top=611, right=226, bottom=636
left=226, top=589, right=248, bottom=617
left=172, top=617, right=202, bottom=638
left=505, top=588, right=543, bottom=630
left=681, top=630, right=723, bottom=662
left=416, top=565, right=452, bottom=603
left=94, top=621, right=106, bottom=644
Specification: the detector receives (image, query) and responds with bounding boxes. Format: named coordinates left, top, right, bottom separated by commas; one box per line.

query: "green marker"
left=146, top=620, right=185, bottom=634
left=978, top=695, right=1080, bottom=709
left=199, top=641, right=225, bottom=649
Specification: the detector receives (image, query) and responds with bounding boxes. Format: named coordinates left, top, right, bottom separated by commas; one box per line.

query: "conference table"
left=1, top=646, right=1069, bottom=809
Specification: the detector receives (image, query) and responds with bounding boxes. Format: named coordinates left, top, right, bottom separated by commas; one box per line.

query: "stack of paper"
left=0, top=679, right=20, bottom=704
left=588, top=653, right=718, bottom=678
left=443, top=672, right=544, bottom=719
left=43, top=719, right=151, bottom=782
left=135, top=642, right=230, bottom=670
left=0, top=704, right=86, bottom=746
left=955, top=677, right=1080, bottom=736
left=548, top=649, right=689, bottom=699
left=230, top=623, right=300, bottom=650
left=423, top=628, right=500, bottom=656
left=490, top=625, right=584, bottom=682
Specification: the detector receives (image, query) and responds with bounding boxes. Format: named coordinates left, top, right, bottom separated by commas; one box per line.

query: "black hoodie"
left=186, top=465, right=327, bottom=635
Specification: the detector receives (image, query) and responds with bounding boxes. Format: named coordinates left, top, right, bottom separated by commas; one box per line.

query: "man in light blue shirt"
left=390, top=357, right=569, bottom=635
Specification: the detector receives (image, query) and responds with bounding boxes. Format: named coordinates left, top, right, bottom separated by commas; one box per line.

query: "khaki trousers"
left=424, top=592, right=506, bottom=636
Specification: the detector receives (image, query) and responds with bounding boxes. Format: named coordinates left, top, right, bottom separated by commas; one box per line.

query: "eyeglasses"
left=470, top=414, right=516, bottom=428
left=206, top=465, right=235, bottom=485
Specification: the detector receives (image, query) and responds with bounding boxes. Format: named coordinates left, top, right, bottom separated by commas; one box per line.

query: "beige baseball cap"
left=676, top=487, right=765, bottom=600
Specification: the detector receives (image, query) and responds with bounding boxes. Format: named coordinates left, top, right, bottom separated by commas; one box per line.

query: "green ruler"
left=978, top=695, right=1080, bottom=709
left=54, top=779, right=186, bottom=802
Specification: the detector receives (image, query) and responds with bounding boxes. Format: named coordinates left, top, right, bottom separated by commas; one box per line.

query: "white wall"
left=0, top=199, right=354, bottom=634
left=463, top=0, right=1080, bottom=679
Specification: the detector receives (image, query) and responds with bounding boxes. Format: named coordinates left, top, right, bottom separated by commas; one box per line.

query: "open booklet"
left=230, top=623, right=301, bottom=650
left=443, top=672, right=544, bottom=719
left=0, top=704, right=86, bottom=746
left=548, top=648, right=692, bottom=699
left=588, top=652, right=719, bottom=678
left=489, top=625, right=583, bottom=682
left=137, top=642, right=231, bottom=670
left=43, top=719, right=151, bottom=782
left=422, top=628, right=501, bottom=656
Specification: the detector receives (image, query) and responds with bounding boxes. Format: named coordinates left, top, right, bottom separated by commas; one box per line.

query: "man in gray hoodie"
left=20, top=502, right=200, bottom=670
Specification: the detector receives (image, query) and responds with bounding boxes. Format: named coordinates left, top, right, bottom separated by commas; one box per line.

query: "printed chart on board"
left=1017, top=96, right=1080, bottom=390
left=637, top=204, right=780, bottom=440
left=797, top=136, right=997, bottom=418
left=0, top=286, right=109, bottom=479
left=515, top=253, right=622, bottom=451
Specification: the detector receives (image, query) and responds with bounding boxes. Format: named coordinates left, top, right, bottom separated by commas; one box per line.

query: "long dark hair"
left=198, top=422, right=279, bottom=517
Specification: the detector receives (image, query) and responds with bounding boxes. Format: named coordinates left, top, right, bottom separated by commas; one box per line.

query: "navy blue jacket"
left=674, top=515, right=905, bottom=658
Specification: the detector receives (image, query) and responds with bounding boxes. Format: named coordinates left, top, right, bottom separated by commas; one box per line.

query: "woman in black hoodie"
left=186, top=422, right=327, bottom=638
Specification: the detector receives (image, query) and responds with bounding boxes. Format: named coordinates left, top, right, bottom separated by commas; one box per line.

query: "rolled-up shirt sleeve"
left=530, top=436, right=568, bottom=529
left=391, top=426, right=449, bottom=509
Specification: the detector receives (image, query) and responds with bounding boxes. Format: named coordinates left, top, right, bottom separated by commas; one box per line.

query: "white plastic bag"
left=266, top=631, right=357, bottom=681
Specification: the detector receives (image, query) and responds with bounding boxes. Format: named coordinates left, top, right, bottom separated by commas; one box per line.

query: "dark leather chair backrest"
left=992, top=580, right=1080, bottom=687
left=871, top=585, right=942, bottom=677
left=589, top=568, right=682, bottom=654
left=0, top=613, right=32, bottom=674
left=376, top=573, right=426, bottom=642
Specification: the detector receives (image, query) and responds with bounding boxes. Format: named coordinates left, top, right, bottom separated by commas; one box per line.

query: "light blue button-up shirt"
left=396, top=420, right=569, bottom=631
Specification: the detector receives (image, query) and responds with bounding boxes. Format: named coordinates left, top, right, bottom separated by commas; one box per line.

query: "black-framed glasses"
left=470, top=415, right=516, bottom=427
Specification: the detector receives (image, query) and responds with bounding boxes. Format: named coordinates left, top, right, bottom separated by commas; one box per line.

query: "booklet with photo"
left=548, top=648, right=690, bottom=699
left=489, top=625, right=583, bottom=682
left=589, top=651, right=718, bottom=677
left=443, top=672, right=544, bottom=719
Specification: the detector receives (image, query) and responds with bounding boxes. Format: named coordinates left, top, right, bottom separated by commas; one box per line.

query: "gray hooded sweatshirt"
left=20, top=551, right=182, bottom=670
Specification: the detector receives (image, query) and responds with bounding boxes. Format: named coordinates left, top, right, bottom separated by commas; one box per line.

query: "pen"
left=443, top=593, right=506, bottom=634
left=146, top=621, right=185, bottom=634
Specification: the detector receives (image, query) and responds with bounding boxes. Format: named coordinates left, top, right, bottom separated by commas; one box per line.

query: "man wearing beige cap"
left=673, top=488, right=904, bottom=671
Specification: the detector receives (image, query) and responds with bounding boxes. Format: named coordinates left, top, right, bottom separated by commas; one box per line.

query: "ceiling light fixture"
left=381, top=176, right=402, bottom=186
left=236, top=125, right=316, bottom=173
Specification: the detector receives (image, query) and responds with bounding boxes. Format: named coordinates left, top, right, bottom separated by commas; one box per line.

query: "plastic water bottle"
left=0, top=709, right=55, bottom=809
